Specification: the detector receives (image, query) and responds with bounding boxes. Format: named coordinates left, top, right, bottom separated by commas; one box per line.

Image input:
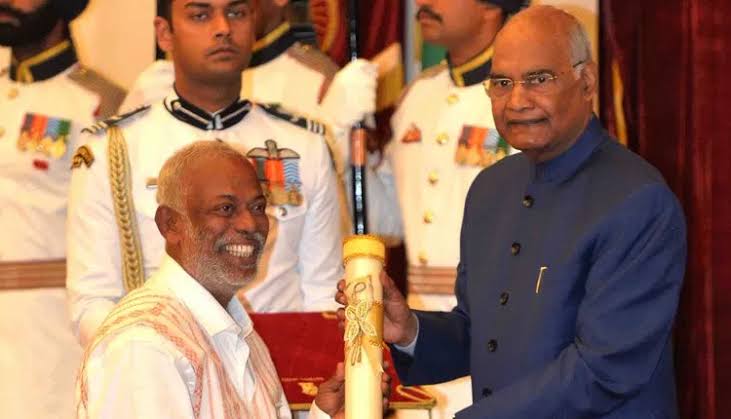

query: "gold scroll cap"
left=343, top=234, right=386, bottom=265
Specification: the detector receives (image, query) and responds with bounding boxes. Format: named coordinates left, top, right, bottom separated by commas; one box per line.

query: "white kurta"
left=66, top=96, right=343, bottom=346
left=0, top=62, right=103, bottom=418
left=77, top=255, right=331, bottom=419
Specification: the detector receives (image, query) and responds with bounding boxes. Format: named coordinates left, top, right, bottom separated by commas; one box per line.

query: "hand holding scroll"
left=315, top=362, right=392, bottom=418
left=336, top=271, right=418, bottom=347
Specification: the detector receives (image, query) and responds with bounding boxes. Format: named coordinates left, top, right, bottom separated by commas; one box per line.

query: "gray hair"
left=156, top=140, right=248, bottom=212
left=568, top=15, right=592, bottom=66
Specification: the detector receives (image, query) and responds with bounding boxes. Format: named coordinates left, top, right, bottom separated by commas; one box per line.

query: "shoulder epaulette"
left=287, top=43, right=340, bottom=103
left=81, top=105, right=150, bottom=135
left=259, top=103, right=328, bottom=136
left=287, top=43, right=339, bottom=79
left=396, top=62, right=448, bottom=108
left=68, top=67, right=127, bottom=119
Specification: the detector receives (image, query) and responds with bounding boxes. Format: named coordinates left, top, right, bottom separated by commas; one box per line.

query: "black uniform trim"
left=250, top=22, right=297, bottom=67
left=447, top=45, right=494, bottom=88
left=81, top=105, right=151, bottom=135
left=10, top=39, right=78, bottom=83
left=259, top=103, right=327, bottom=135
left=164, top=92, right=252, bottom=131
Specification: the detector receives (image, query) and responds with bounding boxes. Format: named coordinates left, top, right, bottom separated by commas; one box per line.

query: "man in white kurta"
left=77, top=141, right=339, bottom=418
left=67, top=93, right=343, bottom=345
left=0, top=1, right=124, bottom=418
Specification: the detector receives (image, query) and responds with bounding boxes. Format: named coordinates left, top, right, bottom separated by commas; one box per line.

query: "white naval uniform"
left=384, top=48, right=515, bottom=419
left=67, top=94, right=343, bottom=347
left=0, top=41, right=124, bottom=419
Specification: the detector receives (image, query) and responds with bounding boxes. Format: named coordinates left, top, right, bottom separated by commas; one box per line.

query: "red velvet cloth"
left=249, top=312, right=435, bottom=411
left=600, top=2, right=731, bottom=418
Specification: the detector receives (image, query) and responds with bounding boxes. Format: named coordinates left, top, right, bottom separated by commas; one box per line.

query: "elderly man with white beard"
left=75, top=141, right=369, bottom=419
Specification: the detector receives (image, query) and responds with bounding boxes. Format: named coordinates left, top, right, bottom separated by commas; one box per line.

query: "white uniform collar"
left=150, top=254, right=254, bottom=338
left=164, top=89, right=252, bottom=131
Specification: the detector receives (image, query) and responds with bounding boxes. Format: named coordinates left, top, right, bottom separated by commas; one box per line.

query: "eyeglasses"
left=483, top=61, right=586, bottom=98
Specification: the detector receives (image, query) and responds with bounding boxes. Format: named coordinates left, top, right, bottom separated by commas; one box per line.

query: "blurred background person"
left=0, top=0, right=124, bottom=418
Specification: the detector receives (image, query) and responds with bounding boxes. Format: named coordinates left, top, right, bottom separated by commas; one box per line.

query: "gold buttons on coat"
left=435, top=133, right=449, bottom=145
left=418, top=252, right=429, bottom=265
left=0, top=127, right=5, bottom=138
left=522, top=195, right=534, bottom=208
left=511, top=242, right=521, bottom=256
left=428, top=170, right=439, bottom=185
left=446, top=93, right=459, bottom=105
left=7, top=88, right=18, bottom=99
left=423, top=210, right=434, bottom=224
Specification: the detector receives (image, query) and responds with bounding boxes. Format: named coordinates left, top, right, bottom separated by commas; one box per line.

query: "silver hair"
left=156, top=140, right=248, bottom=212
left=568, top=15, right=592, bottom=73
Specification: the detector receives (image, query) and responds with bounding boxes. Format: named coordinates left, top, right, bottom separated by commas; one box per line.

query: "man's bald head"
left=495, top=5, right=591, bottom=68
left=488, top=5, right=597, bottom=162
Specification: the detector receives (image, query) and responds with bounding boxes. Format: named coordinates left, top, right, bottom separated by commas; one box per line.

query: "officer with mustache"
left=0, top=1, right=125, bottom=418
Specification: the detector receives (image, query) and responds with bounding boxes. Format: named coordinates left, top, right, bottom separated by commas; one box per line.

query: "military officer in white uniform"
left=66, top=0, right=343, bottom=347
left=377, top=1, right=526, bottom=418
left=0, top=1, right=124, bottom=418
left=119, top=0, right=401, bottom=237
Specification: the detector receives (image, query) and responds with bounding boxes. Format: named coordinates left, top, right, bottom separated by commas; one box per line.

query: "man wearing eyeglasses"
left=349, top=5, right=687, bottom=418
left=373, top=0, right=525, bottom=416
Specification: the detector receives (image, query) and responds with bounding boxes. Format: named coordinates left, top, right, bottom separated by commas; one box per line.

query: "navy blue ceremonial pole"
left=348, top=0, right=369, bottom=235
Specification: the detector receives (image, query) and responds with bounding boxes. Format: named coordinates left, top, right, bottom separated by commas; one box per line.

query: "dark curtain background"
left=600, top=1, right=731, bottom=418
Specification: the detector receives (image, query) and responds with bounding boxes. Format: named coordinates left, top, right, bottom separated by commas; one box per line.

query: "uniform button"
left=522, top=195, right=534, bottom=208
left=278, top=206, right=288, bottom=217
left=0, top=127, right=5, bottom=138
left=446, top=93, right=459, bottom=105
left=428, top=170, right=439, bottom=185
left=482, top=387, right=493, bottom=397
left=423, top=210, right=434, bottom=224
left=418, top=251, right=428, bottom=266
left=7, top=88, right=18, bottom=100
left=487, top=339, right=498, bottom=352
left=499, top=292, right=510, bottom=305
left=435, top=133, right=449, bottom=145
left=510, top=242, right=521, bottom=255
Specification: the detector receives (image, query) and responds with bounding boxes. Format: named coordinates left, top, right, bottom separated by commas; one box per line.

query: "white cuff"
left=392, top=313, right=419, bottom=357
left=309, top=400, right=333, bottom=419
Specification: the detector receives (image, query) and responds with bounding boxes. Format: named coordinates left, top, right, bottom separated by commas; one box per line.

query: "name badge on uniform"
left=17, top=113, right=70, bottom=159
left=247, top=139, right=303, bottom=207
left=454, top=125, right=509, bottom=167
left=400, top=123, right=421, bottom=143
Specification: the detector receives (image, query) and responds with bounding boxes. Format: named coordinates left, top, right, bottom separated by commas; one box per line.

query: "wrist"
left=396, top=312, right=418, bottom=347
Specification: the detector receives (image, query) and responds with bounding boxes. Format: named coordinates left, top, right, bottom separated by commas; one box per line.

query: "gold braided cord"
left=107, top=126, right=145, bottom=292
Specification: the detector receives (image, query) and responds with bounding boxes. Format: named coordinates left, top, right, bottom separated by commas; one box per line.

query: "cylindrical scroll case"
left=343, top=235, right=386, bottom=419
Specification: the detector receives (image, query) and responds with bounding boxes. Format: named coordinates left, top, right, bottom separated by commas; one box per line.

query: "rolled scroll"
left=343, top=235, right=386, bottom=419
